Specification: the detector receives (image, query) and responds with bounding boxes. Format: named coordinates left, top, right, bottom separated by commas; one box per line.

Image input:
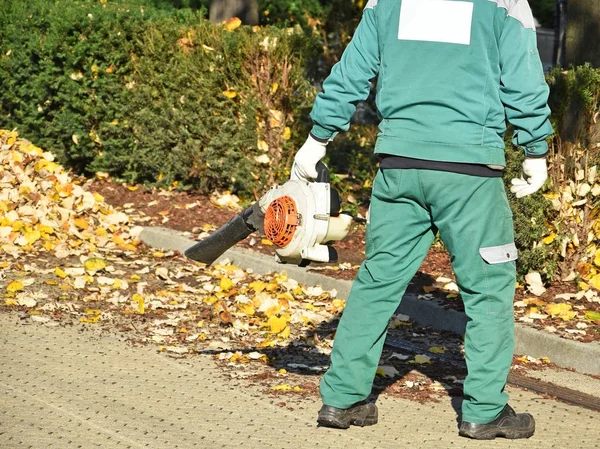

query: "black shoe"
left=317, top=401, right=378, bottom=429
left=459, top=404, right=535, bottom=440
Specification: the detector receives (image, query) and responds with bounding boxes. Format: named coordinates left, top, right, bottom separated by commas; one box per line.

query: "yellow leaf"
left=261, top=239, right=274, bottom=246
left=132, top=293, right=145, bottom=314
left=376, top=368, right=386, bottom=376
left=80, top=315, right=101, bottom=323
left=279, top=326, right=291, bottom=339
left=270, top=83, right=279, bottom=94
left=590, top=274, right=600, bottom=290
left=224, top=17, right=242, bottom=31
left=24, top=230, right=41, bottom=245
left=84, top=258, right=106, bottom=273
left=237, top=304, right=255, bottom=316
left=89, top=130, right=102, bottom=145
left=542, top=232, right=556, bottom=245
left=223, top=265, right=241, bottom=272
left=5, top=299, right=18, bottom=306
left=203, top=295, right=218, bottom=305
left=0, top=262, right=9, bottom=269
left=223, top=89, right=237, bottom=99
left=55, top=267, right=68, bottom=279
left=545, top=303, right=576, bottom=321
left=428, top=346, right=446, bottom=354
left=126, top=185, right=139, bottom=191
left=6, top=280, right=24, bottom=294
left=249, top=280, right=266, bottom=292
left=593, top=249, right=600, bottom=268
left=270, top=384, right=291, bottom=391
left=411, top=354, right=432, bottom=364
left=578, top=280, right=590, bottom=291
left=73, top=218, right=89, bottom=230
left=278, top=368, right=287, bottom=374
left=220, top=277, right=234, bottom=292
left=282, top=127, right=291, bottom=140
left=268, top=315, right=288, bottom=334
left=542, top=192, right=559, bottom=200
left=257, top=139, right=268, bottom=152
left=584, top=310, right=600, bottom=322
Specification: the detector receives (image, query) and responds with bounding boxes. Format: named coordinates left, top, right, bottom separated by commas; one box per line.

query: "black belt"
left=379, top=155, right=504, bottom=178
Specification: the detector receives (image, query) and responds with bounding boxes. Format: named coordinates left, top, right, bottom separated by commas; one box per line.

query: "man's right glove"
left=510, top=158, right=548, bottom=198
left=290, top=134, right=327, bottom=181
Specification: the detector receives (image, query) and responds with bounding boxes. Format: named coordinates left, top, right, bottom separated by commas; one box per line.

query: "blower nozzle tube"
left=184, top=202, right=264, bottom=265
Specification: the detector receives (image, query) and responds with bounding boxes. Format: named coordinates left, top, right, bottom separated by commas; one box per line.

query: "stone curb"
left=140, top=226, right=600, bottom=376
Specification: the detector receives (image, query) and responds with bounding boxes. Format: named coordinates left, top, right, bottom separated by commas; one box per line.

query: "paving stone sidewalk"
left=1, top=314, right=598, bottom=449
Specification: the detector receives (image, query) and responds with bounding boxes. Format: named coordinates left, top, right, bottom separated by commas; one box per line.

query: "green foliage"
left=0, top=0, right=319, bottom=198
left=547, top=64, right=600, bottom=153
left=258, top=0, right=327, bottom=28
left=503, top=144, right=557, bottom=279
left=529, top=0, right=555, bottom=28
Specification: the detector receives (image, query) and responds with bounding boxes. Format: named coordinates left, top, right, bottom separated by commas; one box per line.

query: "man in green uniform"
left=291, top=0, right=552, bottom=440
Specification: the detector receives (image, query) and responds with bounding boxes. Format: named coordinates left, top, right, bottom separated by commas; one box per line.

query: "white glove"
left=510, top=158, right=548, bottom=198
left=290, top=135, right=327, bottom=181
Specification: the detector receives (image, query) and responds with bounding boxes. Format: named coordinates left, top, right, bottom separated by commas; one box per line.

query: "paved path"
left=1, top=314, right=598, bottom=449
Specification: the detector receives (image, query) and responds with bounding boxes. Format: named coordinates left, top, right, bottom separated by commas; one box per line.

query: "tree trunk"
left=565, top=0, right=600, bottom=67
left=209, top=0, right=259, bottom=25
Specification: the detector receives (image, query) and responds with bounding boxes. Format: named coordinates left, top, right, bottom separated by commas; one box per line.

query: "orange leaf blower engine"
left=184, top=163, right=353, bottom=266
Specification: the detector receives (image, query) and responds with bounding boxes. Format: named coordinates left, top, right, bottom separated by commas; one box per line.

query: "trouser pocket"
left=478, top=243, right=517, bottom=316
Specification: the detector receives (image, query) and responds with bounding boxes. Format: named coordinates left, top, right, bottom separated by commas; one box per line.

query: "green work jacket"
left=310, top=0, right=553, bottom=166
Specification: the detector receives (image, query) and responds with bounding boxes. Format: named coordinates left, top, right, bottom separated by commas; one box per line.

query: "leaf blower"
left=184, top=162, right=354, bottom=266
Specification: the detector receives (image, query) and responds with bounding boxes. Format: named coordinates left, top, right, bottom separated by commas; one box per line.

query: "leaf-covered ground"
left=89, top=177, right=600, bottom=344
left=1, top=130, right=598, bottom=407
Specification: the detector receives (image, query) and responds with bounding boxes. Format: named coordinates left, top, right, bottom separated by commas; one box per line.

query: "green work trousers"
left=320, top=168, right=517, bottom=424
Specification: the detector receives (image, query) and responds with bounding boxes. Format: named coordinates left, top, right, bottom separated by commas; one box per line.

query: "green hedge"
left=0, top=0, right=319, bottom=196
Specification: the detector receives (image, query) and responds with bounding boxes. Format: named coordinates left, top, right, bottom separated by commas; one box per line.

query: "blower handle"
left=316, top=161, right=329, bottom=183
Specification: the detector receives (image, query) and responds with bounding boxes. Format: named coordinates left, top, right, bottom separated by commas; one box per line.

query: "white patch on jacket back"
left=398, top=0, right=474, bottom=46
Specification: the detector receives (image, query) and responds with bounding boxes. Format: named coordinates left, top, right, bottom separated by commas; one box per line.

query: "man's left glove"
left=291, top=134, right=327, bottom=181
left=510, top=158, right=548, bottom=198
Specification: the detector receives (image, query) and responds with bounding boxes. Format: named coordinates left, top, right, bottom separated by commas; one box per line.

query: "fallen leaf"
left=584, top=310, right=600, bottom=322
left=267, top=315, right=288, bottom=334
left=132, top=293, right=144, bottom=314
left=411, top=354, right=431, bottom=365
left=545, top=303, right=576, bottom=321
left=220, top=277, right=234, bottom=292
left=6, top=280, right=24, bottom=294
left=376, top=365, right=399, bottom=377
left=525, top=272, right=546, bottom=296
left=428, top=346, right=446, bottom=354
left=224, top=17, right=242, bottom=31
left=590, top=274, right=600, bottom=291
left=84, top=258, right=106, bottom=273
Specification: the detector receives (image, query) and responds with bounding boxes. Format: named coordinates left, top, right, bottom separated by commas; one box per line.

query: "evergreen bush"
left=0, top=0, right=319, bottom=198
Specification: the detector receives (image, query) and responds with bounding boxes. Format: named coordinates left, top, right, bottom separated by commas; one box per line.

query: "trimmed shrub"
left=0, top=0, right=319, bottom=198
